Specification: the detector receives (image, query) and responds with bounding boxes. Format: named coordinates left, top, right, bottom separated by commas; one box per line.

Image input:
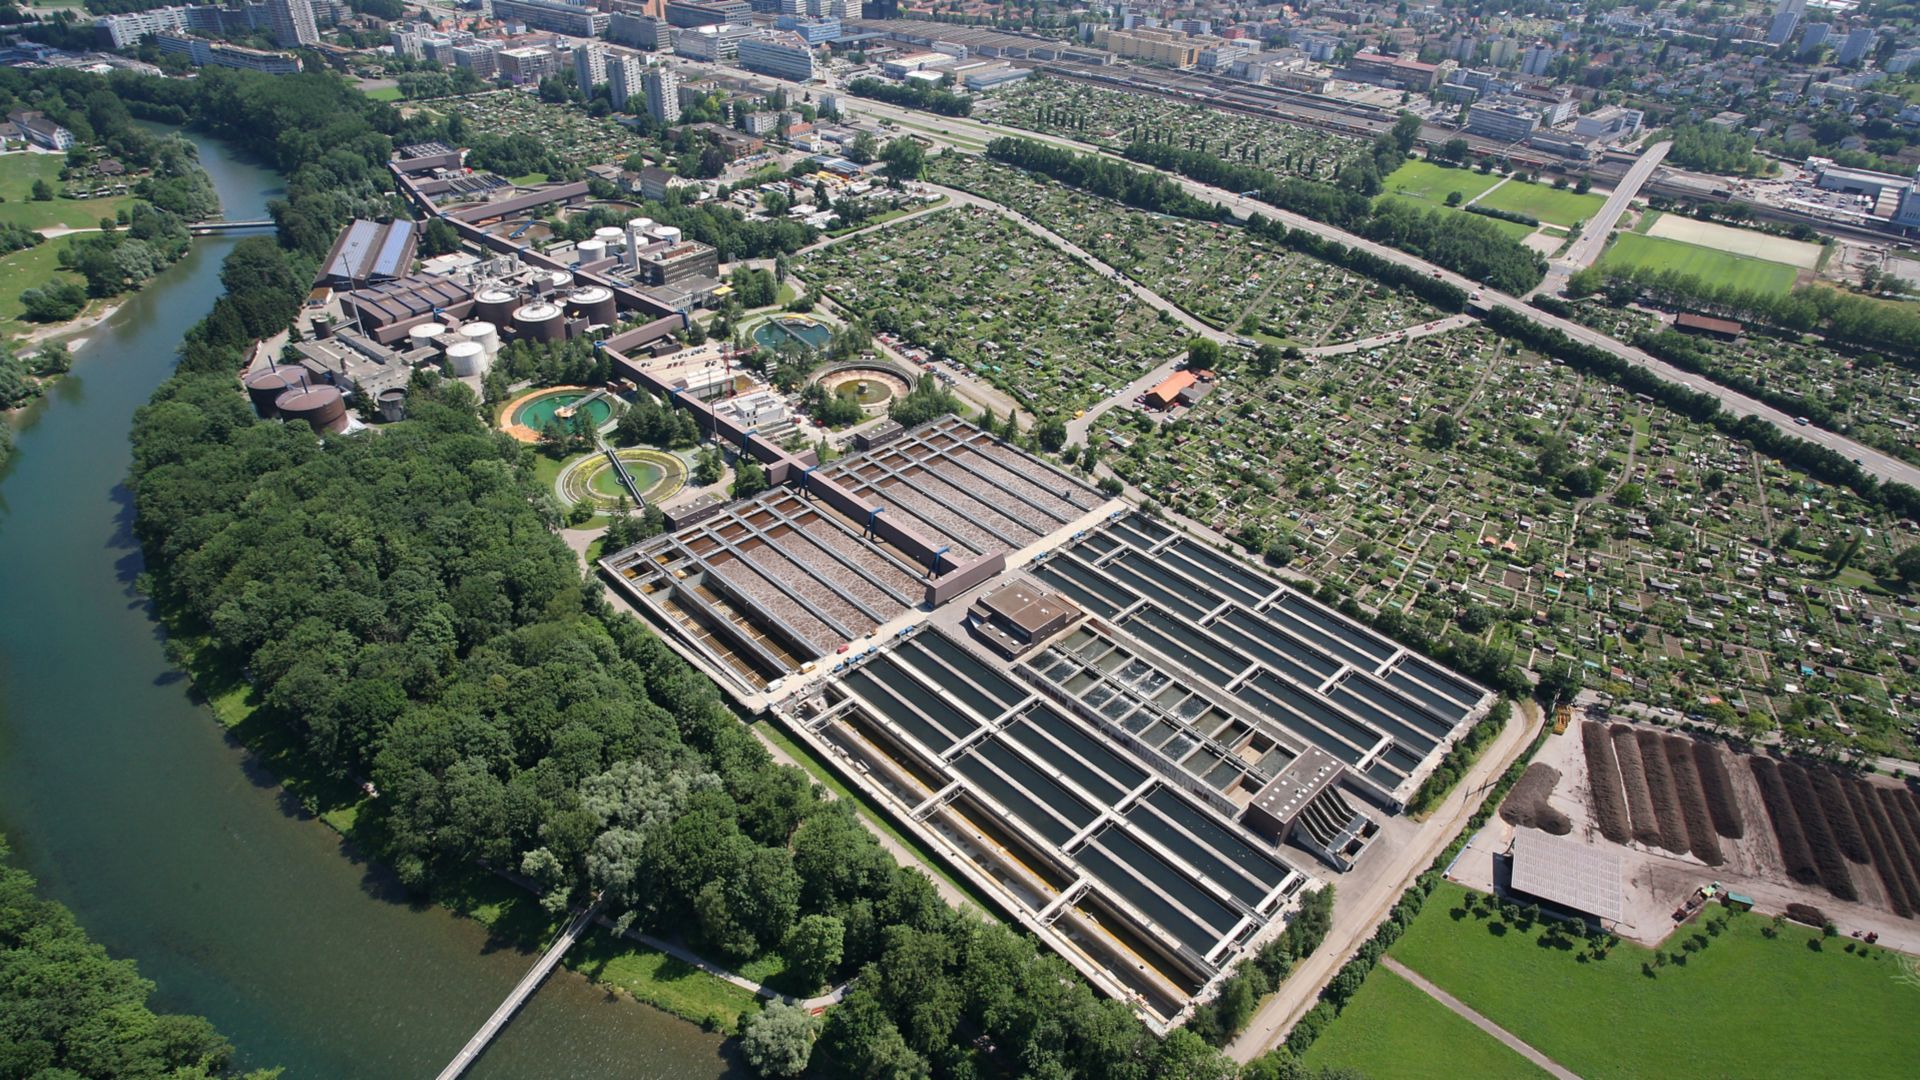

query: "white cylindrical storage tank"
left=627, top=217, right=654, bottom=234
left=576, top=238, right=607, bottom=266
left=458, top=320, right=500, bottom=358
left=651, top=225, right=682, bottom=245
left=445, top=340, right=487, bottom=377
left=512, top=301, right=564, bottom=344
left=407, top=322, right=448, bottom=352
left=594, top=226, right=626, bottom=249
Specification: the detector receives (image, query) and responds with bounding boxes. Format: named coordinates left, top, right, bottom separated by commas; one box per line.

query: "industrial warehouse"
left=600, top=416, right=1494, bottom=1030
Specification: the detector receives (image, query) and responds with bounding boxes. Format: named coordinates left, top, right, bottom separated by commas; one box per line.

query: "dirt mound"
left=1662, top=736, right=1722, bottom=866
left=1691, top=740, right=1745, bottom=839
left=1636, top=729, right=1691, bottom=855
left=1582, top=722, right=1630, bottom=844
left=1611, top=725, right=1662, bottom=848
left=1501, top=763, right=1571, bottom=835
left=1750, top=758, right=1819, bottom=887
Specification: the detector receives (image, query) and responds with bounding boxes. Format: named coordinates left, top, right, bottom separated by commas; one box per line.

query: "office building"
left=666, top=0, right=748, bottom=27
left=452, top=43, right=499, bottom=79
left=574, top=43, right=606, bottom=91
left=643, top=65, right=681, bottom=123
left=1837, top=27, right=1875, bottom=65
left=1573, top=105, right=1643, bottom=142
left=737, top=29, right=815, bottom=80
left=673, top=21, right=748, bottom=61
left=266, top=0, right=319, bottom=48
left=488, top=0, right=609, bottom=37
left=1465, top=97, right=1540, bottom=142
left=608, top=11, right=668, bottom=48
left=774, top=13, right=839, bottom=44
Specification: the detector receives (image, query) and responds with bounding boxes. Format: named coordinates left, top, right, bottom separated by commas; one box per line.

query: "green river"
left=0, top=129, right=734, bottom=1078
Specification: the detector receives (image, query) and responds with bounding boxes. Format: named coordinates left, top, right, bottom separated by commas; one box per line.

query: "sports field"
left=1474, top=180, right=1605, bottom=227
left=1599, top=232, right=1800, bottom=295
left=1380, top=882, right=1919, bottom=1080
left=1379, top=161, right=1503, bottom=208
left=1644, top=215, right=1824, bottom=269
left=1301, top=966, right=1549, bottom=1080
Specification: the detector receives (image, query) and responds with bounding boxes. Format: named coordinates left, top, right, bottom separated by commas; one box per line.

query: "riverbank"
left=163, top=584, right=774, bottom=1036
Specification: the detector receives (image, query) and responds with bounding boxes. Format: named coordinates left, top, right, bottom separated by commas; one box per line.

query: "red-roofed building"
left=1145, top=369, right=1198, bottom=409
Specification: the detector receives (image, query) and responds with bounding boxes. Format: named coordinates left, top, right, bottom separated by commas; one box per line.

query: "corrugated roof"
left=326, top=220, right=382, bottom=283
left=370, top=219, right=416, bottom=279
left=1509, top=829, right=1624, bottom=922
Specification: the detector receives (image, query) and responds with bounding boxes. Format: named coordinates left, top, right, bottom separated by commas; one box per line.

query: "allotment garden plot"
left=796, top=206, right=1189, bottom=411
left=1091, top=325, right=1920, bottom=754
left=1573, top=301, right=1920, bottom=465
left=431, top=90, right=638, bottom=172
left=987, top=78, right=1366, bottom=181
left=931, top=155, right=1438, bottom=346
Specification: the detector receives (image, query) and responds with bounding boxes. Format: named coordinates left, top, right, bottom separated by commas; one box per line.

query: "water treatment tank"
left=575, top=238, right=606, bottom=266
left=627, top=217, right=654, bottom=235
left=594, top=226, right=626, bottom=249
left=377, top=387, right=407, bottom=423
left=474, top=286, right=517, bottom=327
left=275, top=385, right=348, bottom=434
left=445, top=339, right=487, bottom=377
left=651, top=225, right=682, bottom=245
left=545, top=269, right=573, bottom=292
left=407, top=322, right=448, bottom=352
left=567, top=285, right=617, bottom=327
left=458, top=320, right=500, bottom=357
left=512, top=301, right=564, bottom=344
left=243, top=368, right=298, bottom=419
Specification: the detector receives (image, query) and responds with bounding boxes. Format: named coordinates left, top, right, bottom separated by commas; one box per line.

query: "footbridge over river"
left=436, top=900, right=604, bottom=1080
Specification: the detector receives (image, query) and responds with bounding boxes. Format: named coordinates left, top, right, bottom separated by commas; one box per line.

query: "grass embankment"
left=1378, top=881, right=1918, bottom=1079
left=0, top=234, right=85, bottom=336
left=1300, top=966, right=1549, bottom=1080
left=167, top=615, right=770, bottom=1031
left=1599, top=232, right=1799, bottom=295
left=0, top=154, right=136, bottom=232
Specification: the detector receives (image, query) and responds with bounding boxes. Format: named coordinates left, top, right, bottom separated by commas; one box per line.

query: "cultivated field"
left=987, top=77, right=1367, bottom=180
left=1300, top=965, right=1549, bottom=1080
left=1383, top=881, right=1919, bottom=1080
left=1473, top=179, right=1605, bottom=227
left=796, top=206, right=1190, bottom=411
left=1645, top=215, right=1825, bottom=269
left=929, top=154, right=1439, bottom=345
left=1600, top=233, right=1801, bottom=295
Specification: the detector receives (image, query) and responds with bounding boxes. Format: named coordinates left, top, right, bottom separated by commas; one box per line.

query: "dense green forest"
left=0, top=837, right=277, bottom=1079
left=1659, top=123, right=1772, bottom=177
left=0, top=62, right=1339, bottom=1078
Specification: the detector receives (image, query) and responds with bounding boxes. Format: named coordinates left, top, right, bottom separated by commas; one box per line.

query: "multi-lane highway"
left=1536, top=139, right=1670, bottom=295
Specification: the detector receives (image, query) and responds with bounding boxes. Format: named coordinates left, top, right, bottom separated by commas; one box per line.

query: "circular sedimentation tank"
left=567, top=286, right=616, bottom=327
left=512, top=301, right=564, bottom=343
left=594, top=226, right=626, bottom=248
left=377, top=387, right=407, bottom=422
left=474, top=287, right=517, bottom=327
left=652, top=225, right=682, bottom=245
left=275, top=385, right=348, bottom=434
left=243, top=368, right=301, bottom=418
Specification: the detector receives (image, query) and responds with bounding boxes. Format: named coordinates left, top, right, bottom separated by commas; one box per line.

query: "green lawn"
left=509, top=172, right=549, bottom=186
left=1388, top=882, right=1920, bottom=1080
left=1379, top=160, right=1504, bottom=208
left=1474, top=181, right=1605, bottom=227
left=0, top=235, right=85, bottom=335
left=360, top=85, right=403, bottom=102
left=1599, top=232, right=1799, bottom=295
left=1302, top=966, right=1549, bottom=1080
left=1378, top=191, right=1535, bottom=241
left=0, top=154, right=135, bottom=232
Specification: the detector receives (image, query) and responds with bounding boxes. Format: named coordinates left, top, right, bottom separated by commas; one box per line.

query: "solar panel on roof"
left=369, top=220, right=415, bottom=279
left=328, top=220, right=380, bottom=282
left=1509, top=829, right=1624, bottom=923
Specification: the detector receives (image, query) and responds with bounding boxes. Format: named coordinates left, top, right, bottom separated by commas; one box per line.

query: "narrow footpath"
left=1380, top=957, right=1583, bottom=1080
